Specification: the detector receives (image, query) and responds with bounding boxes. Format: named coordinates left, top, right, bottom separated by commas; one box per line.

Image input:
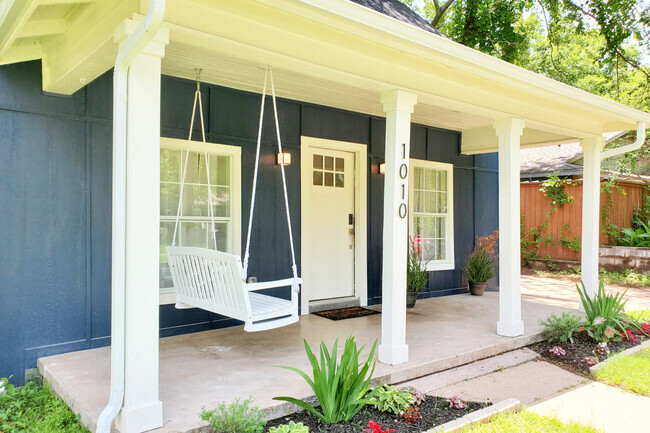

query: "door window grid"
left=313, top=154, right=344, bottom=187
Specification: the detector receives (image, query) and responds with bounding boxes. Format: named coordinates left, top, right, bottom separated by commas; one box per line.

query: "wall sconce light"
left=379, top=162, right=386, bottom=174
left=276, top=152, right=292, bottom=166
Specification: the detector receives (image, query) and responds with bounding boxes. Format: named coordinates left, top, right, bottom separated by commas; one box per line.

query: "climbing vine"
left=600, top=175, right=625, bottom=245
left=520, top=173, right=579, bottom=264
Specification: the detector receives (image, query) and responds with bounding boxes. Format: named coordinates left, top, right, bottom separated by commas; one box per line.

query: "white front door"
left=305, top=148, right=356, bottom=300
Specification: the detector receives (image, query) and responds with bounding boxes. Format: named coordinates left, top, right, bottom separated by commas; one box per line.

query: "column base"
left=115, top=400, right=163, bottom=433
left=497, top=320, right=524, bottom=337
left=378, top=344, right=409, bottom=365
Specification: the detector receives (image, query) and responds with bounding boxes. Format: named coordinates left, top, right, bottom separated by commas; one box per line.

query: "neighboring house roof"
left=348, top=0, right=442, bottom=35
left=520, top=132, right=627, bottom=180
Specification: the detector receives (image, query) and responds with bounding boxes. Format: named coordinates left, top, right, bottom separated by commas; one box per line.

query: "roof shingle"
left=347, top=0, right=442, bottom=35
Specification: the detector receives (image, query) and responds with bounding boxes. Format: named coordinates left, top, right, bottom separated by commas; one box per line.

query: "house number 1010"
left=398, top=142, right=408, bottom=219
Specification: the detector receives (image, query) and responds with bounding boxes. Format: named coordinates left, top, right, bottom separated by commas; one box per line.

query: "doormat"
left=313, top=306, right=380, bottom=321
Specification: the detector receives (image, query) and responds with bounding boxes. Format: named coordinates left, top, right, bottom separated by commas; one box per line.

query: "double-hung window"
left=159, top=137, right=241, bottom=292
left=409, top=159, right=454, bottom=271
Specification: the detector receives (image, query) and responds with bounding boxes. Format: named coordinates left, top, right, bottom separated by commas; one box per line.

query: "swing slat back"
left=166, top=246, right=299, bottom=331
left=167, top=247, right=250, bottom=321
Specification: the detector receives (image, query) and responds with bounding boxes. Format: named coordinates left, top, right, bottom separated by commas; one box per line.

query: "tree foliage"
left=401, top=0, right=650, bottom=171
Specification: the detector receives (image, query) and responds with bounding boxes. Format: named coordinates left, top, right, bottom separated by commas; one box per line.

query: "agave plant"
left=273, top=337, right=377, bottom=423
left=576, top=280, right=641, bottom=342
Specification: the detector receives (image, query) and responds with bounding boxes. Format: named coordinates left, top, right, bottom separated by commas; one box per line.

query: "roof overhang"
left=1, top=0, right=649, bottom=152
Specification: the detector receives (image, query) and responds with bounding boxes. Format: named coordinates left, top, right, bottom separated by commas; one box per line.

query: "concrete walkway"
left=403, top=347, right=650, bottom=433
left=521, top=274, right=650, bottom=310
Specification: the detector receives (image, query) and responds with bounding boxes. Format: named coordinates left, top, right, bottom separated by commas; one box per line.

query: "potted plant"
left=407, top=237, right=431, bottom=308
left=462, top=231, right=498, bottom=296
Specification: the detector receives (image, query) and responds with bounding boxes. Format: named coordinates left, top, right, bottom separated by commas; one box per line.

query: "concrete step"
left=396, top=348, right=539, bottom=393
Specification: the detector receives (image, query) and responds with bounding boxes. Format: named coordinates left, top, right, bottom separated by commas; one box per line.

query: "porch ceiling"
left=2, top=0, right=649, bottom=153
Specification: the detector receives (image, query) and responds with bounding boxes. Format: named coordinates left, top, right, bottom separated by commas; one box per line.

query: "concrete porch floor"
left=39, top=290, right=574, bottom=433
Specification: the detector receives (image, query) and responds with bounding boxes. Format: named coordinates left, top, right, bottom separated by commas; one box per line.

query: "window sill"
left=425, top=261, right=455, bottom=272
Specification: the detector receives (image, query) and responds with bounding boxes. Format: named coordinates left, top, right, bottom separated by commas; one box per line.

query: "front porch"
left=39, top=291, right=572, bottom=433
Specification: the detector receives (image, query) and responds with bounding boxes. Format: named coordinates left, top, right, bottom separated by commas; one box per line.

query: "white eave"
left=1, top=0, right=648, bottom=153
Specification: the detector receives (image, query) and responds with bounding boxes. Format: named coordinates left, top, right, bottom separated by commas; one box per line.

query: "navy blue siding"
left=0, top=61, right=498, bottom=385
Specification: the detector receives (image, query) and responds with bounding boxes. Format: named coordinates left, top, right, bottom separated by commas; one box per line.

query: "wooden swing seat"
left=166, top=247, right=300, bottom=332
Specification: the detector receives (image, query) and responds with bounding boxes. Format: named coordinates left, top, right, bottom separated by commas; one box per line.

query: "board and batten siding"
left=0, top=61, right=498, bottom=385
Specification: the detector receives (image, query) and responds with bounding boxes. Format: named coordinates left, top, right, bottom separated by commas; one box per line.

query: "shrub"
left=273, top=337, right=377, bottom=423
left=576, top=280, right=640, bottom=342
left=199, top=398, right=266, bottom=433
left=462, top=249, right=497, bottom=283
left=368, top=384, right=414, bottom=415
left=620, top=220, right=650, bottom=247
left=400, top=386, right=426, bottom=405
left=0, top=378, right=88, bottom=433
left=400, top=405, right=421, bottom=423
left=538, top=312, right=584, bottom=344
left=268, top=421, right=309, bottom=433
left=447, top=396, right=466, bottom=409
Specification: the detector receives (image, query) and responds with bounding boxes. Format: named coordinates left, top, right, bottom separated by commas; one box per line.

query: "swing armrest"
left=244, top=278, right=302, bottom=292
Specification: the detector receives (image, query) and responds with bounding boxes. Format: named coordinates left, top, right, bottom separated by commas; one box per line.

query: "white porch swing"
left=166, top=67, right=301, bottom=332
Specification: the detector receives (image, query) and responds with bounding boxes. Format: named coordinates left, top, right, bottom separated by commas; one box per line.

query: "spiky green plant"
left=273, top=337, right=377, bottom=423
left=576, top=280, right=640, bottom=342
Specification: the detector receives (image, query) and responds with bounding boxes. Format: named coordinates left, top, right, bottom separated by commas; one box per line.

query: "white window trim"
left=408, top=159, right=455, bottom=272
left=159, top=137, right=241, bottom=305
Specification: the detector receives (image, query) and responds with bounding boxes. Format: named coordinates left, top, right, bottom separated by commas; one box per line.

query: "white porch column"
left=379, top=89, right=417, bottom=365
left=494, top=118, right=525, bottom=337
left=580, top=136, right=605, bottom=302
left=114, top=21, right=168, bottom=433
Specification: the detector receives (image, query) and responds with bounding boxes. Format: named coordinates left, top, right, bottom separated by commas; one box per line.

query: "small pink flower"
left=549, top=346, right=566, bottom=357
left=583, top=356, right=598, bottom=367
left=594, top=317, right=606, bottom=325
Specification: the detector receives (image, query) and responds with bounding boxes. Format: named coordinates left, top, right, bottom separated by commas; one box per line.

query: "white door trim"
left=300, top=136, right=368, bottom=315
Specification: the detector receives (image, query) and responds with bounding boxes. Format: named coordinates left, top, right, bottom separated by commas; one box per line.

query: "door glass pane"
left=313, top=154, right=323, bottom=169
left=324, top=156, right=334, bottom=171
left=313, top=170, right=323, bottom=185
left=324, top=172, right=334, bottom=187
left=335, top=173, right=344, bottom=188
left=335, top=158, right=344, bottom=172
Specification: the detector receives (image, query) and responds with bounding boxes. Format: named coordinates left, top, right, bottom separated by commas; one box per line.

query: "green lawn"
left=596, top=349, right=650, bottom=396
left=459, top=410, right=603, bottom=433
left=0, top=378, right=89, bottom=433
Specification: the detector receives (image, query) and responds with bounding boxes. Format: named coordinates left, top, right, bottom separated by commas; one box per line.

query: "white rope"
left=269, top=68, right=299, bottom=284
left=171, top=71, right=217, bottom=250
left=242, top=69, right=268, bottom=280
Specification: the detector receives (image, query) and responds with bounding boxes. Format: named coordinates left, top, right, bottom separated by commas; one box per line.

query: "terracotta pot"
left=406, top=292, right=418, bottom=308
left=468, top=281, right=487, bottom=296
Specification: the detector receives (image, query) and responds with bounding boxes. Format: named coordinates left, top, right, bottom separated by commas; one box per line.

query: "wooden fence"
left=520, top=180, right=645, bottom=261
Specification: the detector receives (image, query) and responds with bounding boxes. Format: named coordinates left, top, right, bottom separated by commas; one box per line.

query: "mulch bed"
left=530, top=329, right=648, bottom=375
left=313, top=307, right=380, bottom=321
left=265, top=397, right=489, bottom=433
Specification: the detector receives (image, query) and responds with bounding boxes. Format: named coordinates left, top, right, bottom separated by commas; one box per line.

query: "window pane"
left=183, top=152, right=208, bottom=184
left=212, top=155, right=230, bottom=186
left=181, top=221, right=208, bottom=248
left=160, top=183, right=180, bottom=216
left=324, top=156, right=334, bottom=171
left=335, top=158, right=344, bottom=172
left=313, top=154, right=323, bottom=169
left=161, top=149, right=181, bottom=182
left=324, top=172, right=334, bottom=187
left=182, top=185, right=210, bottom=216
left=212, top=186, right=231, bottom=217
left=159, top=222, right=175, bottom=288
left=313, top=170, right=323, bottom=185
left=335, top=173, right=344, bottom=188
